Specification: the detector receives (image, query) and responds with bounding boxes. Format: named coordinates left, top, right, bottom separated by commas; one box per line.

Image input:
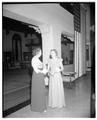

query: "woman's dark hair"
left=49, top=49, right=58, bottom=59
left=32, top=47, right=41, bottom=56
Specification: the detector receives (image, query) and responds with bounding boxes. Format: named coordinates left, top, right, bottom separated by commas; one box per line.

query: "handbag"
left=44, top=74, right=49, bottom=86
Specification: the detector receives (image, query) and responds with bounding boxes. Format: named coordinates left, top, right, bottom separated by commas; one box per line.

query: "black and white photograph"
left=2, top=1, right=95, bottom=118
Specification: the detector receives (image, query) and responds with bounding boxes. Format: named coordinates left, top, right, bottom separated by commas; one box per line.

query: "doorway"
left=12, top=34, right=22, bottom=62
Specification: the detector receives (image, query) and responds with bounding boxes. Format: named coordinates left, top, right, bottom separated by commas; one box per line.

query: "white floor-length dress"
left=48, top=58, right=65, bottom=108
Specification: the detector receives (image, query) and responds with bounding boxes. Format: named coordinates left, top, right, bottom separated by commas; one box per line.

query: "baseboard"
left=3, top=99, right=31, bottom=118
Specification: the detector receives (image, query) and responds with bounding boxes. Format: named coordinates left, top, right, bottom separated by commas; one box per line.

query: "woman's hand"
left=42, top=69, right=48, bottom=75
left=49, top=71, right=54, bottom=76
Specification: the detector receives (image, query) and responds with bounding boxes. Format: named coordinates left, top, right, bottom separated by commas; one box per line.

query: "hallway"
left=6, top=72, right=91, bottom=118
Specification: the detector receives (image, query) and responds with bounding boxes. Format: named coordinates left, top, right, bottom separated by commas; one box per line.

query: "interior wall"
left=61, top=44, right=70, bottom=62
left=3, top=29, right=27, bottom=52
left=3, top=29, right=40, bottom=59
left=3, top=29, right=12, bottom=51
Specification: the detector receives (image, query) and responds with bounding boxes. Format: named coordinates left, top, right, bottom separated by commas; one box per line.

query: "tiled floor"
left=6, top=72, right=91, bottom=118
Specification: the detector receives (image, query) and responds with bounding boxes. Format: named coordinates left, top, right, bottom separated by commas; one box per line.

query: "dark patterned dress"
left=31, top=57, right=46, bottom=112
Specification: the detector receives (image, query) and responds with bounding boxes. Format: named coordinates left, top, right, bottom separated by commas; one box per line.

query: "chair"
left=62, top=65, right=76, bottom=89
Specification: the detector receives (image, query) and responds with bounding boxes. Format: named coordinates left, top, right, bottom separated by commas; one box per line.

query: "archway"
left=12, top=34, right=22, bottom=62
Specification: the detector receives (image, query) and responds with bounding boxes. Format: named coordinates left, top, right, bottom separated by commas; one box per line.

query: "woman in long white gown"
left=48, top=49, right=65, bottom=108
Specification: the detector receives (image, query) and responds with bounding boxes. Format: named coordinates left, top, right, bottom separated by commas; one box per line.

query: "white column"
left=79, top=33, right=83, bottom=77
left=86, top=5, right=91, bottom=68
left=74, top=31, right=78, bottom=78
left=39, top=24, right=54, bottom=65
left=53, top=28, right=61, bottom=58
left=80, top=6, right=87, bottom=75
left=75, top=30, right=83, bottom=78
left=74, top=6, right=87, bottom=78
left=88, top=43, right=91, bottom=67
left=77, top=31, right=79, bottom=77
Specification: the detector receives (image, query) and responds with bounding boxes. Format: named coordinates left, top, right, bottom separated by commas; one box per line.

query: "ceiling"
left=60, top=3, right=74, bottom=14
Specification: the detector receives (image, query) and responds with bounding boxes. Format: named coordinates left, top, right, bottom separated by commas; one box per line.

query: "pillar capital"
left=39, top=24, right=51, bottom=34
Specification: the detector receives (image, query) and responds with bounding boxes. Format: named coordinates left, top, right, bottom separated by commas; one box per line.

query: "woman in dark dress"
left=31, top=48, right=47, bottom=112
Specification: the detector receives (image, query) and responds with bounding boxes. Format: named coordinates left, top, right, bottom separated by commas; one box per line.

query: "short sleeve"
left=31, top=57, right=42, bottom=73
left=58, top=58, right=63, bottom=63
left=59, top=58, right=63, bottom=66
left=60, top=58, right=63, bottom=62
left=31, top=57, right=35, bottom=68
